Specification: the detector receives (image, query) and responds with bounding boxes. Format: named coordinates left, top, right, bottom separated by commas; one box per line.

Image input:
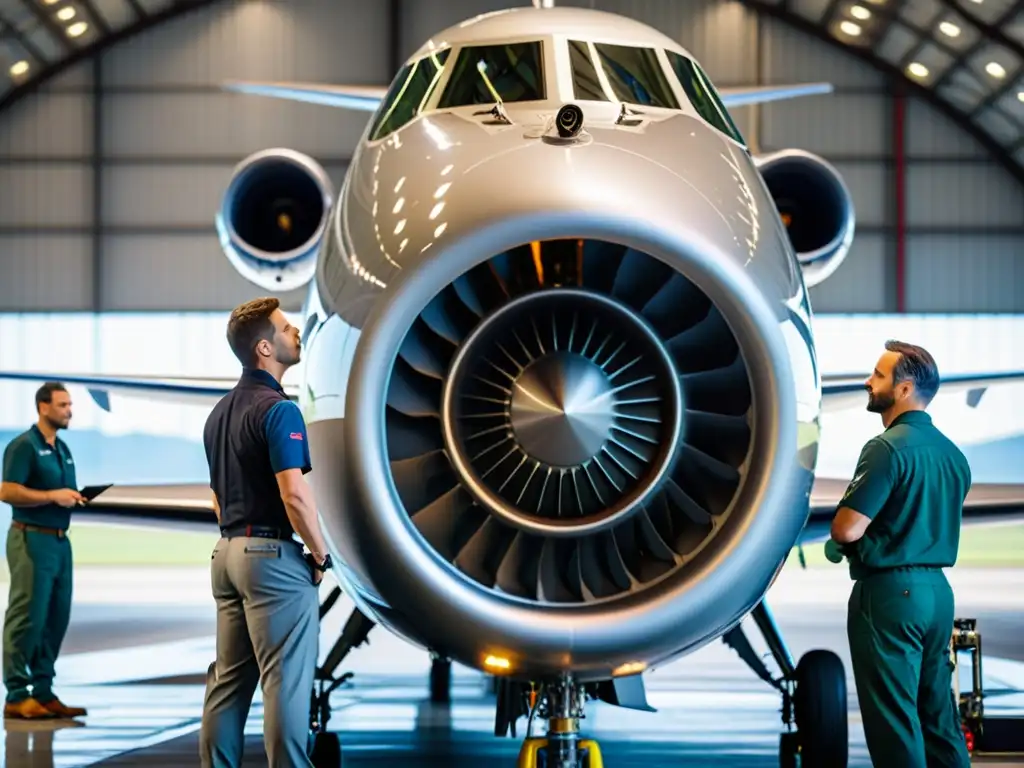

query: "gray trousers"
left=199, top=536, right=319, bottom=768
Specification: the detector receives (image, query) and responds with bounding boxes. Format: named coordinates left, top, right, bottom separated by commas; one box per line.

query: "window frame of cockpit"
left=427, top=36, right=558, bottom=113
left=556, top=36, right=748, bottom=150
left=365, top=47, right=453, bottom=144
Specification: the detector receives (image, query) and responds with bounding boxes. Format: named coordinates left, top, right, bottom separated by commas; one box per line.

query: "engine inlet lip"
left=440, top=287, right=683, bottom=538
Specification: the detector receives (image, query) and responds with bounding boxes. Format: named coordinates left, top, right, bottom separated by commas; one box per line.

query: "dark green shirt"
left=839, top=410, right=971, bottom=580
left=1, top=425, right=77, bottom=530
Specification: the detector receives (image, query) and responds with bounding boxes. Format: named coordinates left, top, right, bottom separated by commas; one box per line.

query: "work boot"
left=40, top=698, right=87, bottom=718
left=3, top=698, right=57, bottom=719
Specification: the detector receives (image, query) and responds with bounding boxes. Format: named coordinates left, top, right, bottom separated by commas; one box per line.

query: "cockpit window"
left=667, top=52, right=745, bottom=145
left=369, top=49, right=451, bottom=141
left=569, top=41, right=680, bottom=109
left=438, top=42, right=545, bottom=108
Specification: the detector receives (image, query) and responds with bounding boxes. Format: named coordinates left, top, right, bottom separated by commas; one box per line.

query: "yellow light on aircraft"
left=484, top=654, right=511, bottom=671
left=839, top=20, right=861, bottom=36
left=780, top=212, right=792, bottom=227
left=907, top=62, right=929, bottom=78
left=57, top=6, right=76, bottom=20
left=9, top=60, right=29, bottom=77
left=612, top=661, right=646, bottom=677
left=850, top=5, right=871, bottom=20
left=1018, top=91, right=1024, bottom=103
left=67, top=21, right=87, bottom=37
left=277, top=213, right=292, bottom=234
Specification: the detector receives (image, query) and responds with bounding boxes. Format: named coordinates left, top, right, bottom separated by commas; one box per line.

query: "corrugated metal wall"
left=0, top=0, right=1020, bottom=312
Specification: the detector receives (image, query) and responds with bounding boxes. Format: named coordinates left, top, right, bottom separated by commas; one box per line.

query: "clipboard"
left=79, top=484, right=113, bottom=502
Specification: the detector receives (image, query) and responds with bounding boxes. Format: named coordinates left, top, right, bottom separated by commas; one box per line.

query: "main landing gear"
left=513, top=674, right=604, bottom=768
left=307, top=586, right=375, bottom=768
left=724, top=599, right=849, bottom=768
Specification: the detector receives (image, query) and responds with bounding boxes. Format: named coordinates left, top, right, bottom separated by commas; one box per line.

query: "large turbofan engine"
left=214, top=148, right=334, bottom=292
left=339, top=232, right=810, bottom=684
left=754, top=149, right=855, bottom=288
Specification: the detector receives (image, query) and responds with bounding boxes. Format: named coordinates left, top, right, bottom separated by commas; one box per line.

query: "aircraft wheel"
left=778, top=731, right=799, bottom=768
left=310, top=731, right=342, bottom=768
left=793, top=649, right=848, bottom=768
left=430, top=657, right=451, bottom=704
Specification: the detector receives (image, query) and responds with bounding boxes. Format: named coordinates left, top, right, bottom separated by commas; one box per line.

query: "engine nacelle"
left=214, top=148, right=334, bottom=292
left=754, top=149, right=855, bottom=288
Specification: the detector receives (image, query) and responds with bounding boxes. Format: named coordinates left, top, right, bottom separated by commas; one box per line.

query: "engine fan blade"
left=410, top=486, right=486, bottom=561
left=398, top=321, right=450, bottom=379
left=577, top=535, right=619, bottom=599
left=664, top=479, right=712, bottom=525
left=387, top=356, right=442, bottom=417
left=452, top=274, right=485, bottom=318
left=665, top=309, right=738, bottom=374
left=390, top=450, right=454, bottom=514
left=420, top=287, right=477, bottom=346
left=495, top=531, right=540, bottom=598
left=386, top=408, right=444, bottom=461
left=641, top=273, right=711, bottom=339
left=684, top=409, right=751, bottom=467
left=537, top=538, right=579, bottom=602
left=610, top=248, right=674, bottom=311
left=454, top=517, right=516, bottom=587
left=636, top=509, right=678, bottom=563
left=679, top=357, right=751, bottom=415
left=580, top=240, right=627, bottom=294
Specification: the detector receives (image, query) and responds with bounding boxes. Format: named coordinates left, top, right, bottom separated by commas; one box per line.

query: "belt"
left=221, top=524, right=295, bottom=541
left=12, top=521, right=67, bottom=538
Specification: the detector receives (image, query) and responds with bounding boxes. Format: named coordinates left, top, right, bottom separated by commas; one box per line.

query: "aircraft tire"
left=793, top=649, right=848, bottom=767
left=310, top=731, right=342, bottom=768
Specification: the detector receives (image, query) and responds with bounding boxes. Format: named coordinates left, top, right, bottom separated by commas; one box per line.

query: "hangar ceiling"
left=0, top=0, right=1022, bottom=184
left=0, top=0, right=218, bottom=110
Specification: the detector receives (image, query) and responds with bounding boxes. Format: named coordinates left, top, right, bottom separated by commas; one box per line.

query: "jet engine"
left=214, top=148, right=334, bottom=292
left=335, top=222, right=813, bottom=684
left=754, top=149, right=855, bottom=288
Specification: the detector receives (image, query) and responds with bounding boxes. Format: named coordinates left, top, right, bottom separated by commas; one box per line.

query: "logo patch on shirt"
left=289, top=432, right=303, bottom=441
left=38, top=449, right=52, bottom=457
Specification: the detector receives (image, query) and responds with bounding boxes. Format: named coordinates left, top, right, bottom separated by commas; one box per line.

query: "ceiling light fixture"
left=939, top=21, right=960, bottom=37
left=984, top=61, right=1006, bottom=78
left=1017, top=91, right=1024, bottom=103
left=66, top=20, right=87, bottom=37
left=56, top=6, right=75, bottom=20
left=907, top=62, right=929, bottom=77
left=850, top=5, right=871, bottom=19
left=9, top=60, right=30, bottom=77
left=840, top=20, right=862, bottom=35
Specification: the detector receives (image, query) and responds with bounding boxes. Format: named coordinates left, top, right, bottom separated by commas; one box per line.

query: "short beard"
left=866, top=390, right=895, bottom=414
left=44, top=415, right=68, bottom=431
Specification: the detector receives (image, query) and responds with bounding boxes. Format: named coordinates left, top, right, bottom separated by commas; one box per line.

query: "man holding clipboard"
left=0, top=382, right=89, bottom=720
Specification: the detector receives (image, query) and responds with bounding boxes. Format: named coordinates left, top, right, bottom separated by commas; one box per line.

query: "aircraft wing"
left=220, top=81, right=834, bottom=110
left=800, top=476, right=1024, bottom=545
left=0, top=370, right=299, bottom=411
left=821, top=370, right=1024, bottom=414
left=68, top=483, right=217, bottom=533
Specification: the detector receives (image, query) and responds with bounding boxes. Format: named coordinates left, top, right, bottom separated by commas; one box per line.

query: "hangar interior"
left=0, top=0, right=1022, bottom=766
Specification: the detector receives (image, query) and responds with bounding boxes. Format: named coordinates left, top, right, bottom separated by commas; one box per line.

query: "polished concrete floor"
left=2, top=565, right=1023, bottom=767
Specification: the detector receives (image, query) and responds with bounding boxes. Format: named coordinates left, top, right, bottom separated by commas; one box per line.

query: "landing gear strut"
left=515, top=674, right=604, bottom=768
left=307, top=586, right=376, bottom=768
left=724, top=600, right=848, bottom=768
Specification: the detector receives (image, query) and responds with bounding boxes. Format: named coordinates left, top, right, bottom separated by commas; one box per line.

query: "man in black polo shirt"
left=0, top=382, right=88, bottom=720
left=199, top=297, right=332, bottom=768
left=829, top=341, right=971, bottom=768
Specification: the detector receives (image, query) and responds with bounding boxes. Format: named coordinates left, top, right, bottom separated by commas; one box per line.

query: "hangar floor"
left=2, top=565, right=1023, bottom=767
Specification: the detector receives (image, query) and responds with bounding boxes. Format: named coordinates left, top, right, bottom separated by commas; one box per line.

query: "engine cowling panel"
left=214, top=148, right=334, bottom=292
left=754, top=149, right=855, bottom=288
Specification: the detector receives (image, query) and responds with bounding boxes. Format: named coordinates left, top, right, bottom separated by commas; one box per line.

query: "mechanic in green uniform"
left=829, top=341, right=970, bottom=768
left=0, top=382, right=88, bottom=720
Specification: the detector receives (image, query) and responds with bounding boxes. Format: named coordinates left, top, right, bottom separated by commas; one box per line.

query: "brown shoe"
left=3, top=698, right=57, bottom=719
left=41, top=698, right=87, bottom=718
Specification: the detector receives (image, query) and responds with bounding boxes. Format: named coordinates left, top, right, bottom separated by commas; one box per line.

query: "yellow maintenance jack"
left=515, top=677, right=605, bottom=768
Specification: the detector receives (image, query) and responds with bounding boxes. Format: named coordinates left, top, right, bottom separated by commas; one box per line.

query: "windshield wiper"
left=615, top=103, right=646, bottom=126
left=473, top=102, right=513, bottom=125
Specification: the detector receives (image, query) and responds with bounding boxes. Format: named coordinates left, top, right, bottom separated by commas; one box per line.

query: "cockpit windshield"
left=438, top=42, right=545, bottom=108
left=667, top=51, right=745, bottom=145
left=568, top=40, right=680, bottom=109
left=369, top=49, right=450, bottom=141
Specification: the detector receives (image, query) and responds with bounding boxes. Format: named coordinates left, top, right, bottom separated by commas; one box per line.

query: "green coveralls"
left=838, top=410, right=971, bottom=768
left=1, top=425, right=76, bottom=705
